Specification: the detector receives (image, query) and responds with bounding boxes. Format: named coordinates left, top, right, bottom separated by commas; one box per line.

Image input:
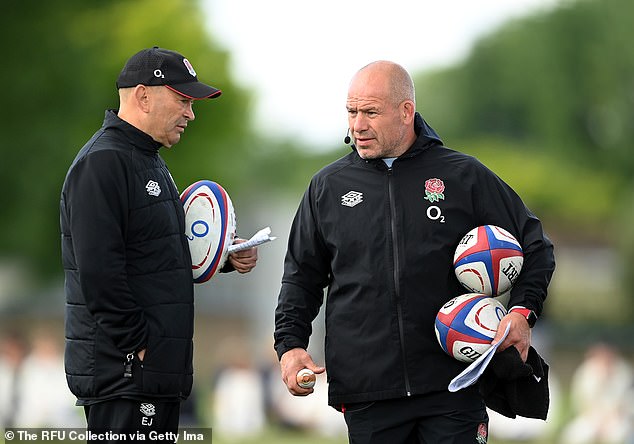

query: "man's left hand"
left=228, top=238, right=258, bottom=273
left=491, top=311, right=531, bottom=362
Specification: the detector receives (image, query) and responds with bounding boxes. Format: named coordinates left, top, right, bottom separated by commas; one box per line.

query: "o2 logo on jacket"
left=427, top=205, right=445, bottom=223
left=423, top=178, right=445, bottom=223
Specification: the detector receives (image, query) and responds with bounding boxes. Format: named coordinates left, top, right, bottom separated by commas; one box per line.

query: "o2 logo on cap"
left=183, top=58, right=197, bottom=77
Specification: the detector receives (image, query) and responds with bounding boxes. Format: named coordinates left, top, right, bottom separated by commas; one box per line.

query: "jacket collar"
left=103, top=109, right=163, bottom=153
left=352, top=112, right=442, bottom=165
left=401, top=112, right=442, bottom=158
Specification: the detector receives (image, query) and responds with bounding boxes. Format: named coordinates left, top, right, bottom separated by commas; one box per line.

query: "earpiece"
left=344, top=129, right=351, bottom=145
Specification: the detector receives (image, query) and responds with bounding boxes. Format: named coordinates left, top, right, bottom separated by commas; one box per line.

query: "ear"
left=402, top=100, right=416, bottom=125
left=133, top=85, right=151, bottom=113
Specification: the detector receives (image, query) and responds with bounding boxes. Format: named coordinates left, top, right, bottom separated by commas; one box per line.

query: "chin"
left=165, top=137, right=181, bottom=148
left=357, top=149, right=379, bottom=160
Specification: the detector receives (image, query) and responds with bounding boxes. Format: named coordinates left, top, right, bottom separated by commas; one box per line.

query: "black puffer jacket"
left=60, top=110, right=194, bottom=405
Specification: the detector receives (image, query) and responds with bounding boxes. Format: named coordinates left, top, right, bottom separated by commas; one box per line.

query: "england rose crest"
left=424, top=178, right=445, bottom=203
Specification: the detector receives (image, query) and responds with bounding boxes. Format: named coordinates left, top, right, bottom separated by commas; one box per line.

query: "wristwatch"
left=509, top=307, right=538, bottom=328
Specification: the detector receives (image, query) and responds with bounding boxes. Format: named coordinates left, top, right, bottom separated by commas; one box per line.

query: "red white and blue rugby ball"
left=453, top=225, right=523, bottom=297
left=435, top=293, right=507, bottom=363
left=180, top=180, right=236, bottom=283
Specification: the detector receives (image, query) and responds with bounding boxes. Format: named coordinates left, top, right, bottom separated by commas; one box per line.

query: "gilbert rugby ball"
left=453, top=225, right=523, bottom=296
left=435, top=293, right=507, bottom=363
left=180, top=180, right=236, bottom=283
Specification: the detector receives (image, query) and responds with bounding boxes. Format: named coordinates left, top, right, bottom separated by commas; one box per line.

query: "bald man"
left=61, top=47, right=257, bottom=439
left=274, top=61, right=554, bottom=443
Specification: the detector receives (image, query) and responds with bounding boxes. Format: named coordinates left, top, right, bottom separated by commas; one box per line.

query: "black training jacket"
left=274, top=113, right=555, bottom=407
left=60, top=110, right=194, bottom=405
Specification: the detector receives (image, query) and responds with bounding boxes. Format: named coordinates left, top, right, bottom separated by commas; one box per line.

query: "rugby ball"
left=435, top=293, right=507, bottom=363
left=453, top=225, right=523, bottom=296
left=180, top=180, right=236, bottom=283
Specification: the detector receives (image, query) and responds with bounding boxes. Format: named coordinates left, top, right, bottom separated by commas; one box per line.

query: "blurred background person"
left=560, top=343, right=633, bottom=444
left=0, top=329, right=82, bottom=427
left=210, top=336, right=266, bottom=438
left=13, top=329, right=83, bottom=427
left=0, top=330, right=29, bottom=427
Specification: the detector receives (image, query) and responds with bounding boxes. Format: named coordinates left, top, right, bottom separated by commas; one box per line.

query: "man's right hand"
left=279, top=347, right=325, bottom=396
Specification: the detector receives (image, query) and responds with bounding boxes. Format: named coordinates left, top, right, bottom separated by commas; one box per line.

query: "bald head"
left=346, top=61, right=417, bottom=159
left=351, top=61, right=416, bottom=106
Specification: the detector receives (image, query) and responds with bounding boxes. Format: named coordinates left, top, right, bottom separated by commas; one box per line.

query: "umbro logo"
left=140, top=403, right=156, bottom=417
left=341, top=191, right=363, bottom=207
left=145, top=180, right=161, bottom=197
left=140, top=402, right=156, bottom=426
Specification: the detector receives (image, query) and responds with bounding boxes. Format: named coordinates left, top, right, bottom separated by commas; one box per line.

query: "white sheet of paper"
left=448, top=322, right=511, bottom=392
left=227, top=226, right=276, bottom=254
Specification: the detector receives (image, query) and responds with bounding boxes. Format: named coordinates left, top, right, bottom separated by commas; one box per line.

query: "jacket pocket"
left=341, top=401, right=376, bottom=414
left=140, top=336, right=191, bottom=396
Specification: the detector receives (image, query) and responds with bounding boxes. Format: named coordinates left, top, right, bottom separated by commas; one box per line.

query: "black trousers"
left=84, top=398, right=180, bottom=443
left=342, top=391, right=489, bottom=444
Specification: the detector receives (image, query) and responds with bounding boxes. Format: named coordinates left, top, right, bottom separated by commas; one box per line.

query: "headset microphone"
left=344, top=129, right=351, bottom=145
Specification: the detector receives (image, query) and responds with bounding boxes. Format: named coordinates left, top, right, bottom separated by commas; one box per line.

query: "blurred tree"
left=420, top=0, right=634, bottom=174
left=415, top=0, right=634, bottom=235
left=0, top=0, right=253, bottom=279
left=416, top=0, right=634, bottom=177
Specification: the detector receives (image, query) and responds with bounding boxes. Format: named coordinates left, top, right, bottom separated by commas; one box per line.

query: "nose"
left=185, top=101, right=195, bottom=121
left=350, top=113, right=368, bottom=135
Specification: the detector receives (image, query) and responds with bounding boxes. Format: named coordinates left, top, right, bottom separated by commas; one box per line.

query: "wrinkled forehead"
left=346, top=94, right=384, bottom=110
left=347, top=70, right=390, bottom=105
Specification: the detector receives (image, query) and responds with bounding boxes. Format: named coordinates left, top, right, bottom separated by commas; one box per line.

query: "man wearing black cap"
left=60, top=47, right=257, bottom=440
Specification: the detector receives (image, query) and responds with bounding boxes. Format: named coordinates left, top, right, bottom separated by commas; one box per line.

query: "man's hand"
left=227, top=238, right=258, bottom=273
left=491, top=311, right=531, bottom=362
left=279, top=348, right=326, bottom=396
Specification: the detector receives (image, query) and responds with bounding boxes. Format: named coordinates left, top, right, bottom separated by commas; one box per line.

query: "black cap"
left=116, top=47, right=222, bottom=100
